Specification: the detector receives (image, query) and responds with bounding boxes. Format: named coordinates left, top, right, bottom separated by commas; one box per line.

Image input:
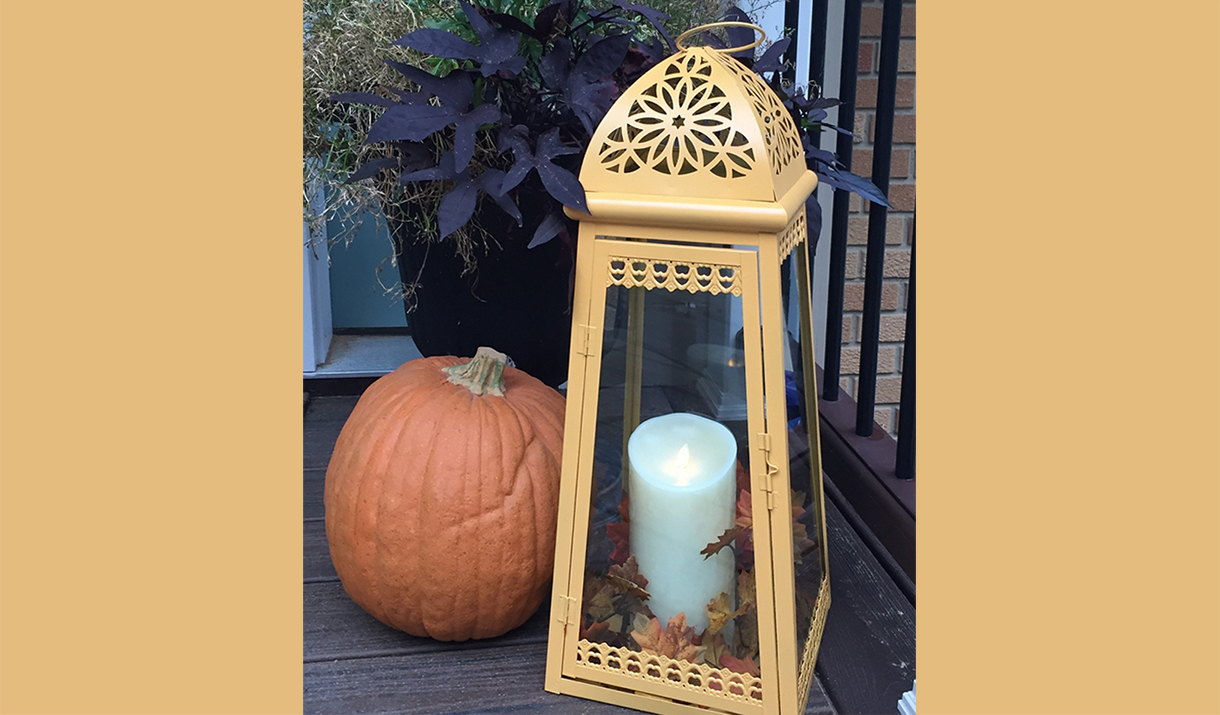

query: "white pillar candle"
left=628, top=412, right=737, bottom=635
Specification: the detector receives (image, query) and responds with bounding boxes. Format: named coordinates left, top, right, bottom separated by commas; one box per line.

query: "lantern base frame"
left=548, top=675, right=760, bottom=715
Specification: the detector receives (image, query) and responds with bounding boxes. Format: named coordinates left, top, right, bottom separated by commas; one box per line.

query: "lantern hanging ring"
left=675, top=21, right=766, bottom=54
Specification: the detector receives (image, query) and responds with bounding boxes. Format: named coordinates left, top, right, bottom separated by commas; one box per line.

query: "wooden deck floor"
left=305, top=394, right=914, bottom=714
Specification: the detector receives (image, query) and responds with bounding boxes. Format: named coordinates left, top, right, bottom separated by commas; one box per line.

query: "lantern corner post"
left=754, top=235, right=804, bottom=713
left=792, top=237, right=832, bottom=590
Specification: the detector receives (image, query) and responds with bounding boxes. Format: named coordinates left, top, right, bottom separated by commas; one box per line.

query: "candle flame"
left=675, top=444, right=690, bottom=469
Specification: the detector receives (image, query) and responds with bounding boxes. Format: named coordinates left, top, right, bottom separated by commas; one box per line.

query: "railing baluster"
left=782, top=0, right=801, bottom=89
left=896, top=216, right=914, bottom=479
left=855, top=0, right=901, bottom=437
left=808, top=0, right=829, bottom=95
left=821, top=0, right=862, bottom=402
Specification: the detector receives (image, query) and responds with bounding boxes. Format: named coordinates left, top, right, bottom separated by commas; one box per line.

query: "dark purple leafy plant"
left=334, top=1, right=885, bottom=253
left=334, top=0, right=650, bottom=245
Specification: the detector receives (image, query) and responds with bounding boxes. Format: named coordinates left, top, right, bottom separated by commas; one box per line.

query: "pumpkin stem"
left=443, top=346, right=508, bottom=396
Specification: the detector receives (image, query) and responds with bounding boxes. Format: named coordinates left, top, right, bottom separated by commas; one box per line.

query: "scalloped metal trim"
left=575, top=639, right=764, bottom=704
left=777, top=209, right=807, bottom=263
left=608, top=257, right=744, bottom=296
left=795, top=576, right=832, bottom=714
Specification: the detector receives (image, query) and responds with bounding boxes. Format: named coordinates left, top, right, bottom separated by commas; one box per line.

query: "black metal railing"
left=789, top=0, right=915, bottom=582
left=804, top=0, right=913, bottom=480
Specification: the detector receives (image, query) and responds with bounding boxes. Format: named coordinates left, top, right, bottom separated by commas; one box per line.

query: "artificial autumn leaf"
left=732, top=485, right=818, bottom=564
left=607, top=555, right=650, bottom=600
left=738, top=570, right=756, bottom=610
left=583, top=575, right=618, bottom=623
left=631, top=613, right=702, bottom=663
left=735, top=489, right=756, bottom=567
left=607, top=522, right=630, bottom=564
left=631, top=611, right=651, bottom=638
left=791, top=489, right=818, bottom=561
left=580, top=617, right=611, bottom=642
left=720, top=654, right=761, bottom=677
left=701, top=632, right=731, bottom=668
left=793, top=520, right=817, bottom=562
left=734, top=610, right=759, bottom=659
left=705, top=592, right=750, bottom=636
left=701, top=525, right=744, bottom=560
left=735, top=488, right=753, bottom=530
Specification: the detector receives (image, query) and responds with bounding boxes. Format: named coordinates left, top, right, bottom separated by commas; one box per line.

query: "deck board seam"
left=306, top=638, right=551, bottom=665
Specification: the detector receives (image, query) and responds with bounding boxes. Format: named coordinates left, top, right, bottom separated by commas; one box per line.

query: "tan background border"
left=1, top=0, right=1216, bottom=713
left=919, top=1, right=1220, bottom=712
left=0, top=0, right=303, bottom=712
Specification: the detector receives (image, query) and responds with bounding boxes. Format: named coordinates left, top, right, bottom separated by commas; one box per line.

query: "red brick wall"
left=837, top=0, right=914, bottom=436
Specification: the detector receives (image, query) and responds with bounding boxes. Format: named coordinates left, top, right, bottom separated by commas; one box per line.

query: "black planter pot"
left=388, top=193, right=574, bottom=388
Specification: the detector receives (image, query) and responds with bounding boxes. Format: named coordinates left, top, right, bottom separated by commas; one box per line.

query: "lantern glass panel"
left=568, top=240, right=770, bottom=706
left=782, top=382, right=826, bottom=700
left=784, top=244, right=831, bottom=706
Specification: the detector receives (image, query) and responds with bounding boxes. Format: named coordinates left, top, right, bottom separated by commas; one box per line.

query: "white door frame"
left=304, top=177, right=332, bottom=372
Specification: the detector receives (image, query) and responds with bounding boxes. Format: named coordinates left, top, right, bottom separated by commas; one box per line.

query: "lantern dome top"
left=574, top=31, right=816, bottom=231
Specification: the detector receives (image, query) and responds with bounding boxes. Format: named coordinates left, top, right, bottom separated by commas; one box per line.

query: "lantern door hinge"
left=576, top=324, right=598, bottom=359
left=757, top=431, right=779, bottom=511
left=553, top=595, right=580, bottom=626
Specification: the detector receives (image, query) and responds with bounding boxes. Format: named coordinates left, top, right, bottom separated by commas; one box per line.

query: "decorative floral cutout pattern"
left=708, top=52, right=801, bottom=176
left=576, top=639, right=764, bottom=703
left=597, top=53, right=755, bottom=179
left=608, top=257, right=743, bottom=296
left=777, top=209, right=807, bottom=263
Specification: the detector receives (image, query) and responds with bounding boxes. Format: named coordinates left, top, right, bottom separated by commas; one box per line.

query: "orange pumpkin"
left=324, top=347, right=566, bottom=640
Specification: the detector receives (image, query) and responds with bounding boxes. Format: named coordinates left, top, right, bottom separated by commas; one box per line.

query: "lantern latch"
left=553, top=594, right=580, bottom=626
left=576, top=324, right=599, bottom=358
left=757, top=431, right=780, bottom=511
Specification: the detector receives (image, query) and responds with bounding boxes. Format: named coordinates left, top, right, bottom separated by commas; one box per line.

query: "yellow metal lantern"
left=544, top=23, right=831, bottom=715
